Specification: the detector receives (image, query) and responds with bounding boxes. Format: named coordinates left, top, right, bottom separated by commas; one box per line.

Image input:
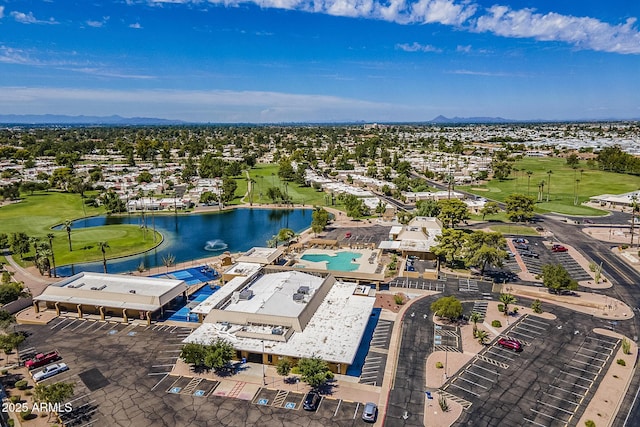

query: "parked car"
left=512, top=238, right=528, bottom=244
left=514, top=243, right=529, bottom=250
left=520, top=250, right=539, bottom=258
left=551, top=244, right=568, bottom=252
left=32, top=363, right=69, bottom=382
left=497, top=338, right=522, bottom=352
left=345, top=232, right=352, bottom=238
left=362, top=402, right=378, bottom=422
left=25, top=351, right=61, bottom=370
left=303, top=391, right=320, bottom=411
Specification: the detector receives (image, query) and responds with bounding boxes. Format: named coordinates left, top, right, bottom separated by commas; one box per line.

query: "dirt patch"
left=375, top=292, right=406, bottom=313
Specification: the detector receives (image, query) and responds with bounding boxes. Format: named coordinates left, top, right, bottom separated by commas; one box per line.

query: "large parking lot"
left=511, top=236, right=592, bottom=281
left=17, top=318, right=380, bottom=426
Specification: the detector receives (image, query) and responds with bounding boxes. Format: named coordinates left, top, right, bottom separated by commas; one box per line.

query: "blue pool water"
left=300, top=251, right=362, bottom=272
left=347, top=307, right=381, bottom=377
left=152, top=266, right=218, bottom=286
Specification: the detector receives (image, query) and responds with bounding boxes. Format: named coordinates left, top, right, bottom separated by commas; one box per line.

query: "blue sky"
left=0, top=0, right=639, bottom=122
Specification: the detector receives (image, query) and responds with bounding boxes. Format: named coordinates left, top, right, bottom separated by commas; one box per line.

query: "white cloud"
left=129, top=22, right=143, bottom=29
left=456, top=44, right=471, bottom=53
left=396, top=42, right=442, bottom=52
left=0, top=6, right=5, bottom=19
left=475, top=5, right=640, bottom=54
left=86, top=16, right=110, bottom=28
left=10, top=10, right=58, bottom=24
left=0, top=46, right=33, bottom=65
left=130, top=1, right=640, bottom=55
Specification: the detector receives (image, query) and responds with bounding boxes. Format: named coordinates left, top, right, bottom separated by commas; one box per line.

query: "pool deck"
left=295, top=248, right=380, bottom=274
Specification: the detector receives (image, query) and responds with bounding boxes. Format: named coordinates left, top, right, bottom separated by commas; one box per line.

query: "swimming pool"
left=300, top=251, right=362, bottom=272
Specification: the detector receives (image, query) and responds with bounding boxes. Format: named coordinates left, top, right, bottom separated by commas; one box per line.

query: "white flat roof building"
left=35, top=272, right=187, bottom=313
left=236, top=247, right=284, bottom=265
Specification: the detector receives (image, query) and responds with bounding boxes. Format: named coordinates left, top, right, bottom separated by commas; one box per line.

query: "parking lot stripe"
left=71, top=321, right=89, bottom=332
left=448, top=382, right=480, bottom=397
left=49, top=318, right=68, bottom=329
left=530, top=408, right=564, bottom=422
left=556, top=378, right=589, bottom=390
left=562, top=371, right=595, bottom=383
left=508, top=330, right=537, bottom=339
left=523, top=416, right=549, bottom=427
left=579, top=347, right=612, bottom=357
left=536, top=400, right=574, bottom=415
left=60, top=319, right=78, bottom=331
left=469, top=363, right=500, bottom=376
left=456, top=376, right=488, bottom=389
left=522, top=317, right=549, bottom=327
left=151, top=373, right=170, bottom=391
left=333, top=399, right=342, bottom=417
left=519, top=322, right=547, bottom=331
left=353, top=402, right=360, bottom=419
left=548, top=384, right=584, bottom=399
left=463, top=369, right=496, bottom=383
left=565, top=365, right=599, bottom=375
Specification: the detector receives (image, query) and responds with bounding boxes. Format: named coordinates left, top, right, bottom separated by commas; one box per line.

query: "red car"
left=552, top=244, right=568, bottom=252
left=497, top=338, right=523, bottom=352
left=25, top=351, right=61, bottom=370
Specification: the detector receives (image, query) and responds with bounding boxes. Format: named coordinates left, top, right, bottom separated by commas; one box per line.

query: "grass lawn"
left=461, top=157, right=640, bottom=216
left=0, top=191, right=161, bottom=267
left=487, top=224, right=540, bottom=236
left=243, top=164, right=333, bottom=207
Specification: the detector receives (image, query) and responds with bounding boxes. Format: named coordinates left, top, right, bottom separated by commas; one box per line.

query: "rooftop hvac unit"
left=292, top=293, right=305, bottom=302
left=231, top=292, right=240, bottom=304
left=297, top=286, right=310, bottom=295
left=238, top=289, right=253, bottom=300
left=271, top=327, right=284, bottom=335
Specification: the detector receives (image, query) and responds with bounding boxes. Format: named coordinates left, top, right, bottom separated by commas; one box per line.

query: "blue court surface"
left=346, top=307, right=381, bottom=377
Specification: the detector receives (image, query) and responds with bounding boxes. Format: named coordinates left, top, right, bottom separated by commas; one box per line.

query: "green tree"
left=136, top=170, right=153, bottom=183
left=476, top=330, right=490, bottom=345
left=64, top=220, right=73, bottom=252
left=180, top=343, right=207, bottom=367
left=33, top=382, right=75, bottom=421
left=467, top=245, right=505, bottom=276
left=541, top=264, right=578, bottom=293
left=437, top=198, right=469, bottom=228
left=531, top=299, right=543, bottom=314
left=100, top=190, right=126, bottom=214
left=341, top=194, right=369, bottom=219
left=298, top=357, right=332, bottom=389
left=311, top=206, right=329, bottom=235
left=431, top=296, right=463, bottom=322
left=276, top=228, right=296, bottom=246
left=0, top=332, right=25, bottom=354
left=46, top=233, right=57, bottom=278
left=480, top=201, right=500, bottom=220
left=203, top=339, right=235, bottom=371
left=278, top=158, right=295, bottom=181
left=9, top=232, right=30, bottom=260
left=469, top=311, right=482, bottom=336
left=416, top=199, right=440, bottom=217
left=0, top=282, right=27, bottom=305
left=199, top=191, right=218, bottom=205
left=546, top=170, right=553, bottom=202
left=0, top=310, right=16, bottom=333
left=504, top=194, right=535, bottom=223
left=499, top=293, right=516, bottom=316
left=98, top=241, right=110, bottom=274
left=221, top=176, right=238, bottom=204
left=276, top=358, right=293, bottom=377
left=433, top=228, right=466, bottom=267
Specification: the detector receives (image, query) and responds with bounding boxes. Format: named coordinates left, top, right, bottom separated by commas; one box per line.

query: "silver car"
left=32, top=363, right=69, bottom=382
left=362, top=402, right=377, bottom=422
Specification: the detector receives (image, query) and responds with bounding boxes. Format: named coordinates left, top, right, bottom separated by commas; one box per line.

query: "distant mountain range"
left=429, top=115, right=515, bottom=124
left=0, top=114, right=186, bottom=125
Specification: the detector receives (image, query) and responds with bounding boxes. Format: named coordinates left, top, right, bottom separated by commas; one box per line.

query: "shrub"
left=585, top=420, right=596, bottom=427
left=438, top=394, right=449, bottom=412
left=15, top=380, right=27, bottom=390
left=290, top=366, right=300, bottom=375
left=435, top=362, right=443, bottom=369
left=617, top=359, right=626, bottom=366
left=491, top=320, right=502, bottom=328
left=622, top=338, right=631, bottom=355
left=393, top=294, right=404, bottom=305
left=497, top=304, right=504, bottom=313
left=20, top=409, right=32, bottom=421
left=7, top=419, right=14, bottom=427
left=1, top=369, right=8, bottom=375
left=531, top=299, right=543, bottom=314
left=9, top=395, right=20, bottom=403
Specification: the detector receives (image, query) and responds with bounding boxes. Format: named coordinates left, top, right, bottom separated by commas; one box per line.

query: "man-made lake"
left=56, top=208, right=311, bottom=276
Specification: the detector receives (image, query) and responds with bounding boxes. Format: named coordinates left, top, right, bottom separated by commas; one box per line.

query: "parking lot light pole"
left=261, top=340, right=266, bottom=385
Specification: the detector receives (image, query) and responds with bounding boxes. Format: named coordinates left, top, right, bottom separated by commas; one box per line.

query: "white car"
left=32, top=363, right=69, bottom=382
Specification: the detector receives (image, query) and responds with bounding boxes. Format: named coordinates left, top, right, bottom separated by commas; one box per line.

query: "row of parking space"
left=524, top=334, right=619, bottom=427
left=514, top=238, right=591, bottom=281
left=442, top=315, right=546, bottom=403
left=550, top=252, right=593, bottom=281
left=167, top=376, right=220, bottom=398
left=49, top=317, right=193, bottom=336
left=38, top=368, right=102, bottom=426
left=359, top=352, right=387, bottom=386
left=253, top=388, right=371, bottom=423
left=388, top=278, right=446, bottom=292
left=369, top=320, right=392, bottom=350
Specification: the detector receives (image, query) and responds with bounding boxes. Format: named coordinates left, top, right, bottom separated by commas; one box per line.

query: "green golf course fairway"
left=462, top=157, right=640, bottom=216
left=0, top=191, right=161, bottom=268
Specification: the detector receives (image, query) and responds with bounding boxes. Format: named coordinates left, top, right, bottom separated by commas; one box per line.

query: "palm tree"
left=546, top=170, right=553, bottom=202
left=499, top=293, right=517, bottom=317
left=162, top=253, right=176, bottom=273
left=47, top=233, right=57, bottom=278
left=64, top=220, right=72, bottom=251
left=476, top=330, right=489, bottom=345
left=469, top=312, right=482, bottom=337
left=538, top=180, right=545, bottom=202
left=526, top=170, right=533, bottom=197
left=98, top=241, right=110, bottom=273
